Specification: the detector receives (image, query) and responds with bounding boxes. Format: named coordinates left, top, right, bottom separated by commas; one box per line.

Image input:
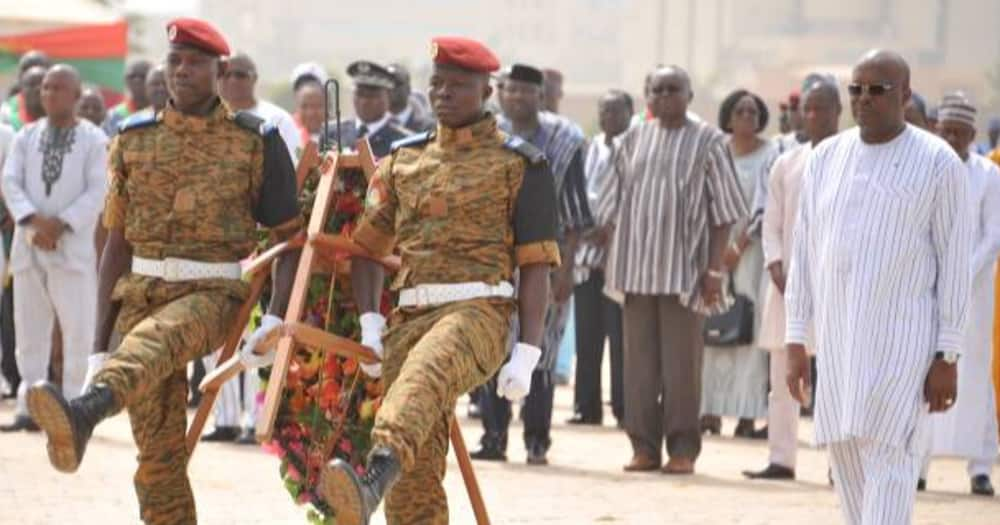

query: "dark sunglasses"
left=650, top=84, right=684, bottom=96
left=225, top=70, right=254, bottom=80
left=847, top=82, right=894, bottom=97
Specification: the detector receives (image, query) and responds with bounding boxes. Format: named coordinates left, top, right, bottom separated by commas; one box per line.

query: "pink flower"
left=286, top=464, right=302, bottom=483
left=261, top=441, right=284, bottom=457
left=289, top=440, right=306, bottom=458
left=296, top=491, right=313, bottom=505
left=339, top=438, right=353, bottom=454
left=355, top=464, right=366, bottom=476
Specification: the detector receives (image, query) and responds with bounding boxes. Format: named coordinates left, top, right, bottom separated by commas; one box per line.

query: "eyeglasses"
left=847, top=82, right=894, bottom=97
left=650, top=84, right=684, bottom=96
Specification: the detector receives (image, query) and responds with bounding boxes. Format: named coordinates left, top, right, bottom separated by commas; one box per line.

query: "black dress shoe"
left=526, top=442, right=548, bottom=466
left=971, top=475, right=995, bottom=496
left=318, top=446, right=401, bottom=525
left=742, top=463, right=795, bottom=480
left=469, top=443, right=507, bottom=461
left=0, top=415, right=40, bottom=432
left=27, top=382, right=117, bottom=473
left=235, top=427, right=257, bottom=445
left=200, top=426, right=239, bottom=442
left=917, top=478, right=926, bottom=491
left=566, top=413, right=602, bottom=425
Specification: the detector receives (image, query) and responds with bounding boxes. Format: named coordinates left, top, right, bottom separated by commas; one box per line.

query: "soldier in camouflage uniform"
left=316, top=37, right=562, bottom=525
left=25, top=19, right=301, bottom=525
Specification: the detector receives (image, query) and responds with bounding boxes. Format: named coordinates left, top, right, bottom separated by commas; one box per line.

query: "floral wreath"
left=259, top=153, right=394, bottom=524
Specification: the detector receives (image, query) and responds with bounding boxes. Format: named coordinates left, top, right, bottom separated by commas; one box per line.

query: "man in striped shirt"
left=596, top=65, right=747, bottom=475
left=569, top=89, right=633, bottom=428
left=472, top=63, right=591, bottom=466
left=785, top=50, right=971, bottom=524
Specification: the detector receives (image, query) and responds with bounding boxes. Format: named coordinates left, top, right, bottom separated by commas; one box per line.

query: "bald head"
left=40, top=64, right=83, bottom=123
left=856, top=49, right=910, bottom=90
left=220, top=52, right=258, bottom=110
left=226, top=52, right=257, bottom=74
left=46, top=64, right=82, bottom=88
left=851, top=49, right=911, bottom=143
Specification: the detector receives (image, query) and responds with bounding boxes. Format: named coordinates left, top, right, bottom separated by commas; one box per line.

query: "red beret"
left=430, top=36, right=499, bottom=73
left=167, top=18, right=230, bottom=57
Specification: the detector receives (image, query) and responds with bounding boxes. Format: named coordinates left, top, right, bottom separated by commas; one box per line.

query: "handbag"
left=703, top=275, right=754, bottom=346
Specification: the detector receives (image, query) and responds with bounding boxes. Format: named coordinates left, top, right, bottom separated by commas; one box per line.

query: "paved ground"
left=1, top=386, right=996, bottom=524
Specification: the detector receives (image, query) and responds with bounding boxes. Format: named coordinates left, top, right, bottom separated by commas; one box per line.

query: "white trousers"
left=13, top=263, right=96, bottom=415
left=829, top=438, right=919, bottom=525
left=201, top=351, right=259, bottom=428
left=768, top=346, right=800, bottom=468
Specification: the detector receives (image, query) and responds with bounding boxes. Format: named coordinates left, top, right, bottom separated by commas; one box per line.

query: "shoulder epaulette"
left=391, top=131, right=433, bottom=152
left=232, top=110, right=276, bottom=135
left=502, top=134, right=545, bottom=165
left=118, top=111, right=158, bottom=133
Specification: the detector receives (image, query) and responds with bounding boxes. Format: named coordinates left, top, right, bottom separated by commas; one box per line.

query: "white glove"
left=359, top=312, right=386, bottom=378
left=497, top=343, right=541, bottom=401
left=239, top=314, right=284, bottom=369
left=80, top=352, right=109, bottom=395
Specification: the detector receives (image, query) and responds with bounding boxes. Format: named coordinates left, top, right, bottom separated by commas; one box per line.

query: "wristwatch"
left=706, top=269, right=725, bottom=280
left=934, top=351, right=959, bottom=364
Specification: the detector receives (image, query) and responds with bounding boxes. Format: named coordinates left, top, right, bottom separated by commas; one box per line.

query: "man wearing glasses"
left=595, top=65, right=747, bottom=475
left=785, top=50, right=970, bottom=524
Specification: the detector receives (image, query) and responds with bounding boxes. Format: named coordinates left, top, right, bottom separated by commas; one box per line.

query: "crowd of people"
left=0, top=17, right=998, bottom=525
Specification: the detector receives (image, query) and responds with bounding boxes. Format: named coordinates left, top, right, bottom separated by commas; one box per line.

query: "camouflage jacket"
left=353, top=113, right=561, bottom=291
left=104, top=100, right=300, bottom=328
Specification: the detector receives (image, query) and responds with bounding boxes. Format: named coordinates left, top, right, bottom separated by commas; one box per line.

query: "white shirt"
left=785, top=125, right=971, bottom=448
left=250, top=100, right=301, bottom=164
left=2, top=118, right=108, bottom=272
left=355, top=112, right=391, bottom=138
left=392, top=105, right=413, bottom=128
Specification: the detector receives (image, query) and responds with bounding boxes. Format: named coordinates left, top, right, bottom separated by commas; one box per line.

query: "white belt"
left=132, top=256, right=243, bottom=282
left=398, top=281, right=515, bottom=308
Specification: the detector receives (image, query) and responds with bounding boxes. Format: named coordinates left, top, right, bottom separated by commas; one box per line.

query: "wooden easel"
left=191, top=140, right=492, bottom=525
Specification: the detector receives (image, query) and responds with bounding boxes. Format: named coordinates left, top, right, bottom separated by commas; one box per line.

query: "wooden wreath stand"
left=186, top=140, right=491, bottom=525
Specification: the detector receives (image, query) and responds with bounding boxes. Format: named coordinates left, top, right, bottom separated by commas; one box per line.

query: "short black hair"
left=908, top=91, right=927, bottom=120
left=718, top=89, right=769, bottom=134
left=604, top=89, right=634, bottom=114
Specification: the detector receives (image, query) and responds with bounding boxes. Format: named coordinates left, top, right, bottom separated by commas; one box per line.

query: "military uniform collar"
left=162, top=98, right=229, bottom=132
left=436, top=113, right=500, bottom=148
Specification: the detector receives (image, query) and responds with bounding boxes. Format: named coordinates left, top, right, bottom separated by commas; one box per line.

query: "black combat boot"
left=318, top=446, right=401, bottom=525
left=27, top=381, right=118, bottom=473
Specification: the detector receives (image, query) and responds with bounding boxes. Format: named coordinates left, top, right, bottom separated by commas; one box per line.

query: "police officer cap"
left=346, top=61, right=396, bottom=90
left=166, top=18, right=230, bottom=57
left=507, top=64, right=544, bottom=86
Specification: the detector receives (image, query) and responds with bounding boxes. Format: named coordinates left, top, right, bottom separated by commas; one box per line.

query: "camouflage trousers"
left=374, top=297, right=513, bottom=525
left=94, top=276, right=245, bottom=525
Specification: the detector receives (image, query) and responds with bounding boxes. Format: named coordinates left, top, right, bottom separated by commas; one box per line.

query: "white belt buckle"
left=162, top=258, right=181, bottom=282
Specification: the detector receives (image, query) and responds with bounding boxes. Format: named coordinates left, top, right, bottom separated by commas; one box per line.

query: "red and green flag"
left=0, top=20, right=128, bottom=124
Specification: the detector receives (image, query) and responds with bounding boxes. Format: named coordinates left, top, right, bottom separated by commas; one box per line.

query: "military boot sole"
left=318, top=459, right=369, bottom=525
left=27, top=384, right=81, bottom=473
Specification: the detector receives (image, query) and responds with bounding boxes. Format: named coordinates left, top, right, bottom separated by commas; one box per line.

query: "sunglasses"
left=847, top=82, right=894, bottom=97
left=225, top=70, right=254, bottom=80
left=650, top=84, right=684, bottom=96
